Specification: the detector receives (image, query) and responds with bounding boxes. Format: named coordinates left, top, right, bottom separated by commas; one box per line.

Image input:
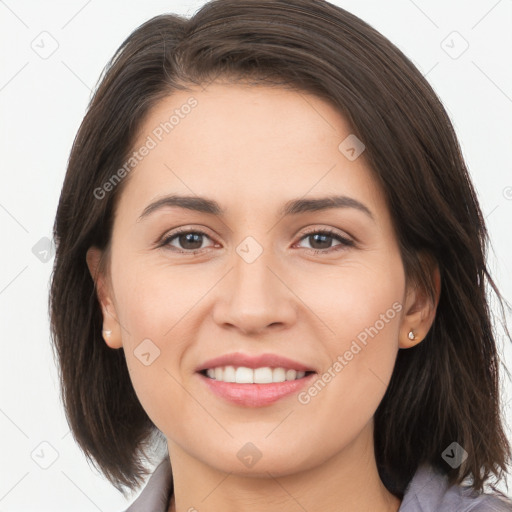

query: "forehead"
left=116, top=81, right=385, bottom=220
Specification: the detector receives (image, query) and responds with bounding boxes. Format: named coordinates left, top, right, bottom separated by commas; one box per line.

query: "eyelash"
left=158, top=227, right=355, bottom=255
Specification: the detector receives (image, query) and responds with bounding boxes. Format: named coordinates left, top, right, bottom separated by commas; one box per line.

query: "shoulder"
left=122, top=457, right=173, bottom=512
left=399, top=464, right=512, bottom=512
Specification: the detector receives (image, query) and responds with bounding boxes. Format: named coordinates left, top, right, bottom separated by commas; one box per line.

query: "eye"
left=295, top=228, right=355, bottom=254
left=159, top=228, right=216, bottom=254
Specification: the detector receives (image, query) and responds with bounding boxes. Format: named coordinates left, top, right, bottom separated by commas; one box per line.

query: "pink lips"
left=199, top=373, right=316, bottom=407
left=196, top=351, right=317, bottom=407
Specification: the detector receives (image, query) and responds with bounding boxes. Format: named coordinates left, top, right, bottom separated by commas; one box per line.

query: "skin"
left=87, top=81, right=439, bottom=512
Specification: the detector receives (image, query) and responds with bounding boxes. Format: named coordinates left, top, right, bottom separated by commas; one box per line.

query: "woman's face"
left=89, top=81, right=425, bottom=476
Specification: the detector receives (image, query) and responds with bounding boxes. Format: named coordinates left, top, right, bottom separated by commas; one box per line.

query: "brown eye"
left=297, top=229, right=354, bottom=253
left=160, top=229, right=215, bottom=253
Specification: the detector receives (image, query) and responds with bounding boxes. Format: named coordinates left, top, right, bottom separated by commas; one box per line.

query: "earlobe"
left=86, top=246, right=123, bottom=349
left=399, top=262, right=441, bottom=349
left=101, top=326, right=123, bottom=350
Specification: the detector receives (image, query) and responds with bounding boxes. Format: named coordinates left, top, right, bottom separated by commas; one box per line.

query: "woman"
left=49, top=0, right=512, bottom=510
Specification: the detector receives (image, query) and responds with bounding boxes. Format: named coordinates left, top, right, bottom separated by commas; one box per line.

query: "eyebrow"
left=137, top=194, right=374, bottom=221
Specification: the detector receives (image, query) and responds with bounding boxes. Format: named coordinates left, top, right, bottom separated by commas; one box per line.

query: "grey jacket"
left=124, top=457, right=512, bottom=511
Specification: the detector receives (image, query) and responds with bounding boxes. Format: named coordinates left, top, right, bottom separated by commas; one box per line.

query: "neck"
left=166, top=422, right=402, bottom=512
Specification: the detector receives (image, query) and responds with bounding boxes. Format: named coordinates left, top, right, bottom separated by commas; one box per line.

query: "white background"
left=1, top=0, right=511, bottom=510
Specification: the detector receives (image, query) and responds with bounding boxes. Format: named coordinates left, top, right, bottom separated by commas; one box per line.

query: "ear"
left=399, top=258, right=441, bottom=349
left=86, top=246, right=123, bottom=349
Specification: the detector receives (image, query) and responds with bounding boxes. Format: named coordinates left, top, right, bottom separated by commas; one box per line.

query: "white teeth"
left=254, top=367, right=273, bottom=383
left=273, top=367, right=286, bottom=382
left=224, top=365, right=236, bottom=382
left=235, top=366, right=253, bottom=383
left=286, top=369, right=297, bottom=380
left=203, top=366, right=309, bottom=383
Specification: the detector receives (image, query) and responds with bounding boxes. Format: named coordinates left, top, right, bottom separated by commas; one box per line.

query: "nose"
left=212, top=246, right=297, bottom=335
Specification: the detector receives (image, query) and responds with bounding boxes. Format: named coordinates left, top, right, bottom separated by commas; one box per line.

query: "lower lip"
left=197, top=372, right=316, bottom=407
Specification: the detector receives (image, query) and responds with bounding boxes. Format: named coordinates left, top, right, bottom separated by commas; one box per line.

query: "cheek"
left=301, top=253, right=405, bottom=347
left=110, top=258, right=217, bottom=432
left=298, top=254, right=405, bottom=415
left=113, top=256, right=206, bottom=342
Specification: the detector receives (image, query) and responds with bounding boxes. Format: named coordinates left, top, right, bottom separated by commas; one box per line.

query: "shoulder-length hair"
left=49, top=0, right=511, bottom=498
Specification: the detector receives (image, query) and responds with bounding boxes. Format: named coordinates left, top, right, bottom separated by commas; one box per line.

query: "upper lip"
left=196, top=352, right=317, bottom=373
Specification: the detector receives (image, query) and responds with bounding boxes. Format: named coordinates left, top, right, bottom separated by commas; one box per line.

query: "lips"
left=195, top=351, right=317, bottom=373
left=195, top=352, right=318, bottom=407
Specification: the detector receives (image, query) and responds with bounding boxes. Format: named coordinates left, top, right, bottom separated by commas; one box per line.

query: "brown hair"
left=49, top=0, right=511, bottom=500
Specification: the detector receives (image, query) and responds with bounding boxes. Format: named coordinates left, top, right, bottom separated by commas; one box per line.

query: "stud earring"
left=408, top=330, right=416, bottom=340
left=102, top=329, right=112, bottom=339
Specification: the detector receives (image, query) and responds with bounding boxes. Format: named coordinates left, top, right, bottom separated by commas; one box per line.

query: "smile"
left=197, top=369, right=317, bottom=407
left=201, top=366, right=312, bottom=383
